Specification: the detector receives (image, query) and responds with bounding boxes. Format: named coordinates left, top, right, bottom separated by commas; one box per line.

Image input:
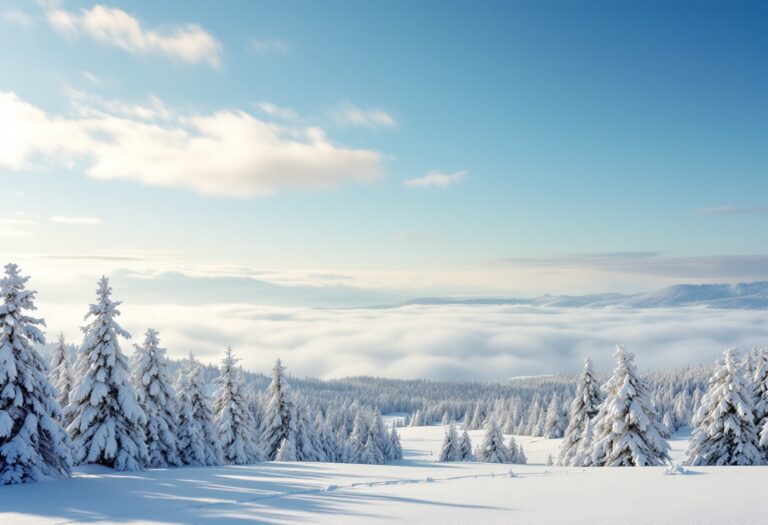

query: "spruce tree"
left=275, top=435, right=297, bottom=461
left=686, top=348, right=761, bottom=466
left=558, top=357, right=602, bottom=466
left=49, top=333, right=73, bottom=421
left=261, top=359, right=296, bottom=460
left=438, top=422, right=460, bottom=461
left=388, top=426, right=403, bottom=460
left=176, top=353, right=223, bottom=465
left=752, top=348, right=768, bottom=461
left=543, top=393, right=566, bottom=438
left=68, top=277, right=147, bottom=471
left=0, top=264, right=71, bottom=485
left=458, top=429, right=474, bottom=461
left=213, top=346, right=262, bottom=464
left=588, top=346, right=670, bottom=466
left=477, top=421, right=508, bottom=463
left=132, top=329, right=181, bottom=468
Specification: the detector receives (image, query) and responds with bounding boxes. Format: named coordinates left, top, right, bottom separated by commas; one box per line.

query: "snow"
left=2, top=424, right=768, bottom=524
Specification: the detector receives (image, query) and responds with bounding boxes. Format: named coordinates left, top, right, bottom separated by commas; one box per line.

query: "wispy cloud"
left=405, top=170, right=466, bottom=189
left=81, top=70, right=102, bottom=85
left=249, top=38, right=290, bottom=55
left=330, top=102, right=397, bottom=129
left=699, top=206, right=768, bottom=216
left=50, top=215, right=102, bottom=225
left=3, top=9, right=36, bottom=28
left=255, top=101, right=300, bottom=122
left=46, top=5, right=222, bottom=67
left=0, top=90, right=385, bottom=198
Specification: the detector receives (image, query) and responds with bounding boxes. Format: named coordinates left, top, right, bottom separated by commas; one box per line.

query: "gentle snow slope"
left=1, top=425, right=766, bottom=524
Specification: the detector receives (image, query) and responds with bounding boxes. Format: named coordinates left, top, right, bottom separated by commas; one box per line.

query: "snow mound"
left=663, top=463, right=690, bottom=475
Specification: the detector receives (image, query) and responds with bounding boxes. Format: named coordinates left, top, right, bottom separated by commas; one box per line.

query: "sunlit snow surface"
left=1, top=425, right=766, bottom=524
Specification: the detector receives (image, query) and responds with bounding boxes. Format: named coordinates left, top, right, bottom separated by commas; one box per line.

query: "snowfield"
left=2, top=425, right=766, bottom=525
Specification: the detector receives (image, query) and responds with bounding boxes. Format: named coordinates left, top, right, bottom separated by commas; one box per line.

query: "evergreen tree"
left=588, top=346, right=670, bottom=466
left=458, top=430, right=474, bottom=461
left=572, top=418, right=594, bottom=467
left=261, top=359, right=296, bottom=460
left=477, top=421, right=508, bottom=463
left=558, top=357, right=602, bottom=466
left=132, top=329, right=180, bottom=468
left=275, top=435, right=297, bottom=461
left=543, top=393, right=566, bottom=438
left=686, top=348, right=761, bottom=466
left=294, top=402, right=318, bottom=462
left=213, top=346, right=262, bottom=464
left=388, top=426, right=403, bottom=460
left=505, top=434, right=519, bottom=463
left=516, top=444, right=527, bottom=465
left=438, top=422, right=460, bottom=461
left=175, top=353, right=223, bottom=466
left=752, top=348, right=768, bottom=461
left=68, top=277, right=147, bottom=471
left=0, top=264, right=71, bottom=485
left=48, top=333, right=73, bottom=419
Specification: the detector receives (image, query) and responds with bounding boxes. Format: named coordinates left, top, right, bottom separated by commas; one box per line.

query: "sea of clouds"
left=38, top=302, right=768, bottom=381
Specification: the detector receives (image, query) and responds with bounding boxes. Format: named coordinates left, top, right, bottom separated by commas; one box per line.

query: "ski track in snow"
left=50, top=468, right=525, bottom=525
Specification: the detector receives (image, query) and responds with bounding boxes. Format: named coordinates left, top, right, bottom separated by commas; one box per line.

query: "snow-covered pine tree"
left=572, top=418, right=594, bottom=467
left=458, top=430, right=474, bottom=461
left=516, top=444, right=527, bottom=464
left=686, top=348, right=761, bottom=466
left=213, top=346, right=262, bottom=465
left=176, top=353, right=223, bottom=466
left=0, top=264, right=71, bottom=485
left=752, top=348, right=768, bottom=461
left=48, top=332, right=73, bottom=421
left=68, top=277, right=147, bottom=471
left=275, top=435, right=297, bottom=461
left=388, top=426, right=403, bottom=460
left=438, top=422, right=460, bottom=461
left=261, top=359, right=296, bottom=461
left=477, top=421, right=508, bottom=463
left=132, top=329, right=180, bottom=468
left=543, top=393, right=566, bottom=438
left=505, top=434, right=519, bottom=463
left=588, top=346, right=670, bottom=467
left=294, top=402, right=318, bottom=462
left=174, top=384, right=205, bottom=466
left=558, top=357, right=602, bottom=466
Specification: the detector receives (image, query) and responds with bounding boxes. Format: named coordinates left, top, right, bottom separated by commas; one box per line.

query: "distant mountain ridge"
left=399, top=281, right=768, bottom=310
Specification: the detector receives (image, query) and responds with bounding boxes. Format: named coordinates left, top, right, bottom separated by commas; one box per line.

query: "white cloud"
left=0, top=91, right=385, bottom=197
left=331, top=103, right=397, bottom=129
left=255, top=101, right=300, bottom=122
left=249, top=39, right=290, bottom=55
left=47, top=5, right=222, bottom=67
left=36, top=301, right=768, bottom=381
left=50, top=215, right=102, bottom=225
left=405, top=170, right=466, bottom=189
left=3, top=10, right=36, bottom=27
left=81, top=71, right=102, bottom=85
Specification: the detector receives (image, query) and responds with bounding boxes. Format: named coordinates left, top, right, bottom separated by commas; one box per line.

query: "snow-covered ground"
left=2, top=425, right=767, bottom=524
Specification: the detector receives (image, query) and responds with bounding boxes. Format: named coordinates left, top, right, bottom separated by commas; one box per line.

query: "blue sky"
left=1, top=0, right=767, bottom=306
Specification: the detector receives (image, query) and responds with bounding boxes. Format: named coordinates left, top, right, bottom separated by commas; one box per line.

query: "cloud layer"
left=47, top=5, right=222, bottom=67
left=38, top=301, right=768, bottom=381
left=0, top=91, right=385, bottom=197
